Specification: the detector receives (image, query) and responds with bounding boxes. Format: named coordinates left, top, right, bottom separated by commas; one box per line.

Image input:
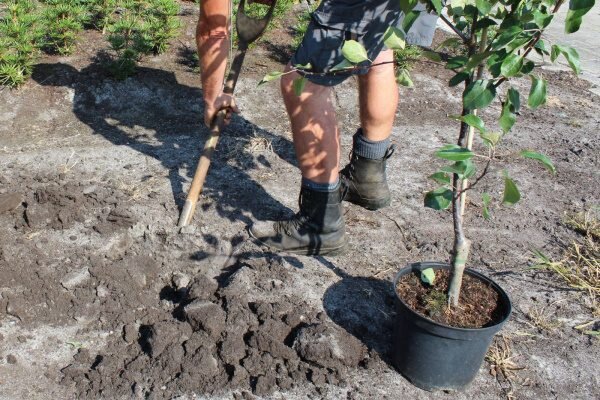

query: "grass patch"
left=532, top=207, right=600, bottom=316
left=524, top=303, right=562, bottom=333
left=485, top=335, right=524, bottom=398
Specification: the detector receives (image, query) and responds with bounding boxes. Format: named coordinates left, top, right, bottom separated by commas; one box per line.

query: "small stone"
left=17, top=335, right=26, bottom=343
left=96, top=285, right=110, bottom=298
left=6, top=354, right=17, bottom=364
left=0, top=193, right=22, bottom=213
left=179, top=225, right=197, bottom=234
left=172, top=273, right=191, bottom=290
left=82, top=185, right=97, bottom=195
left=60, top=268, right=91, bottom=290
left=123, top=323, right=138, bottom=344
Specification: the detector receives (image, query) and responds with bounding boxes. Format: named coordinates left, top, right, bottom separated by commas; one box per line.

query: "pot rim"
left=393, top=261, right=512, bottom=333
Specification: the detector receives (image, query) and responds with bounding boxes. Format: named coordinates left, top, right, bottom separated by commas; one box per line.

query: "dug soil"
left=396, top=269, right=502, bottom=328
left=1, top=1, right=600, bottom=399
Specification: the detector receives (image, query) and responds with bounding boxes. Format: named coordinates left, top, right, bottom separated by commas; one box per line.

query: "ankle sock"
left=302, top=177, right=340, bottom=192
left=354, top=129, right=391, bottom=160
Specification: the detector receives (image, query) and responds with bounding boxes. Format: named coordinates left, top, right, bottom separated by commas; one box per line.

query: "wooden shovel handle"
left=177, top=49, right=247, bottom=227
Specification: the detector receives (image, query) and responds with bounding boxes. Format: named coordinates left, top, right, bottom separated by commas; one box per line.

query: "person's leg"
left=358, top=49, right=398, bottom=141
left=280, top=64, right=340, bottom=185
left=249, top=65, right=346, bottom=255
left=341, top=49, right=398, bottom=210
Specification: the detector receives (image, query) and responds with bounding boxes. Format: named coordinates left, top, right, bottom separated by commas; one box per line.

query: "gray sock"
left=302, top=177, right=340, bottom=192
left=354, top=129, right=391, bottom=160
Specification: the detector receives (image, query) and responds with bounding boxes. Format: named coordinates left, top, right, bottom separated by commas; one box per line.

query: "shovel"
left=178, top=0, right=278, bottom=227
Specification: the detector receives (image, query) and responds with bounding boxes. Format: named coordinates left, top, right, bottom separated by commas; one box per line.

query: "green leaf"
left=258, top=71, right=285, bottom=86
left=342, top=40, right=369, bottom=63
left=440, top=160, right=476, bottom=179
left=292, top=76, right=306, bottom=96
left=520, top=150, right=556, bottom=174
left=480, top=192, right=493, bottom=214
left=521, top=60, right=535, bottom=75
left=502, top=173, right=521, bottom=205
left=528, top=75, right=547, bottom=109
left=435, top=144, right=474, bottom=161
left=533, top=10, right=554, bottom=29
left=446, top=56, right=468, bottom=69
left=429, top=172, right=451, bottom=185
left=499, top=101, right=516, bottom=133
left=293, top=62, right=312, bottom=70
left=396, top=69, right=414, bottom=87
left=550, top=44, right=581, bottom=74
left=565, top=0, right=595, bottom=33
left=330, top=59, right=354, bottom=71
left=460, top=113, right=486, bottom=132
left=422, top=50, right=442, bottom=62
left=500, top=53, right=524, bottom=77
left=480, top=131, right=502, bottom=147
left=463, top=79, right=497, bottom=110
left=449, top=71, right=469, bottom=87
left=464, top=51, right=492, bottom=71
left=421, top=268, right=436, bottom=285
left=383, top=26, right=405, bottom=50
left=507, top=87, right=520, bottom=112
left=482, top=193, right=491, bottom=219
left=430, top=0, right=443, bottom=14
left=402, top=10, right=421, bottom=32
left=399, top=0, right=419, bottom=15
left=492, top=26, right=523, bottom=50
left=424, top=188, right=453, bottom=210
left=475, top=0, right=493, bottom=14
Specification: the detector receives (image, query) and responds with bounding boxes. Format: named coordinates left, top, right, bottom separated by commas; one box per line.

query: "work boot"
left=340, top=130, right=395, bottom=210
left=249, top=185, right=346, bottom=255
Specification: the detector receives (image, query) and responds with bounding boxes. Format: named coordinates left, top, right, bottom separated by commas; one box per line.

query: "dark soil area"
left=396, top=269, right=502, bottom=329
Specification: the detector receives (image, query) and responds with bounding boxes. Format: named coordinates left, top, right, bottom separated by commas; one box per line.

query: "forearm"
left=196, top=0, right=230, bottom=105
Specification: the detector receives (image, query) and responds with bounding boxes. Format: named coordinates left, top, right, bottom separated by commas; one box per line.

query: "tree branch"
left=440, top=13, right=470, bottom=44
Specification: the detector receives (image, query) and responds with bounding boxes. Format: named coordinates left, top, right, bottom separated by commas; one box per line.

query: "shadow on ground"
left=31, top=60, right=297, bottom=227
left=321, top=259, right=398, bottom=365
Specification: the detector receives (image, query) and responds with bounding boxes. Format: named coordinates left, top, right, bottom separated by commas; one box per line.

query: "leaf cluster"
left=418, top=0, right=589, bottom=219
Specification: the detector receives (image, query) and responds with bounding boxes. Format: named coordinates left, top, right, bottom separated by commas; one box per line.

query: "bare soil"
left=396, top=269, right=502, bottom=328
left=1, top=2, right=599, bottom=399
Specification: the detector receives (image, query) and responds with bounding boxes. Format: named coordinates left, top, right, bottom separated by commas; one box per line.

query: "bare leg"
left=280, top=64, right=340, bottom=184
left=358, top=49, right=398, bottom=141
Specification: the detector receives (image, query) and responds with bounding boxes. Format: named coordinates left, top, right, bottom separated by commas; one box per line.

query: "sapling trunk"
left=448, top=118, right=472, bottom=307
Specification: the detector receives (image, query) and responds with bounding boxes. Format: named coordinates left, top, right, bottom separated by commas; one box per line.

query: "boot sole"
left=344, top=192, right=391, bottom=210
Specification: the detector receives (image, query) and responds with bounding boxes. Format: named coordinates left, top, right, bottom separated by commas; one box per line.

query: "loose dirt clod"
left=0, top=193, right=22, bottom=214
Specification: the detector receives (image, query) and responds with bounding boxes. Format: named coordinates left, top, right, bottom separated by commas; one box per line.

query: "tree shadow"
left=322, top=263, right=397, bottom=366
left=31, top=59, right=298, bottom=227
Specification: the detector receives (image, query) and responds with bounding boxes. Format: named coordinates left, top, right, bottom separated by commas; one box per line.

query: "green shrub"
left=104, top=0, right=180, bottom=79
left=0, top=0, right=44, bottom=87
left=40, top=0, right=91, bottom=54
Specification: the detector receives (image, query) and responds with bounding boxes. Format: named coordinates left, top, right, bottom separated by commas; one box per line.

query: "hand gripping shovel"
left=178, top=0, right=277, bottom=227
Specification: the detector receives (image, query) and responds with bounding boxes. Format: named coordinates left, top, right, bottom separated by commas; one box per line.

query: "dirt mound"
left=61, top=258, right=368, bottom=398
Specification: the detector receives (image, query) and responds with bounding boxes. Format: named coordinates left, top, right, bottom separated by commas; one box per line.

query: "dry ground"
left=1, top=2, right=599, bottom=399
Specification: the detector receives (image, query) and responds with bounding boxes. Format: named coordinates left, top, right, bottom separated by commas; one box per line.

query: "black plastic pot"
left=392, top=262, right=512, bottom=391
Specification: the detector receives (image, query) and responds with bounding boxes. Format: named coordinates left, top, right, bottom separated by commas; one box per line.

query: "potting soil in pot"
left=396, top=269, right=504, bottom=328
